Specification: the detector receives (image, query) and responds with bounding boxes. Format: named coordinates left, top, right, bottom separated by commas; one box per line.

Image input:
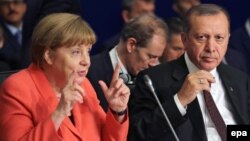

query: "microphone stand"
left=143, top=75, right=180, bottom=141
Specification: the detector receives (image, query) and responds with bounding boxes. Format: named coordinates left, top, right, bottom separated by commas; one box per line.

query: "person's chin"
left=200, top=63, right=217, bottom=71
left=75, top=77, right=85, bottom=84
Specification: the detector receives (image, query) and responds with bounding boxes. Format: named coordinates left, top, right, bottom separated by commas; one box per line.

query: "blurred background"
left=80, top=0, right=250, bottom=54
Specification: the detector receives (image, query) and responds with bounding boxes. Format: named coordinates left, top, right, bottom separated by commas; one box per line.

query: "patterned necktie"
left=203, top=90, right=227, bottom=141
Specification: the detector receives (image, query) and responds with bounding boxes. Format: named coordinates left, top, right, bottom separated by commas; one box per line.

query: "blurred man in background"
left=160, top=17, right=185, bottom=63
left=172, top=0, right=200, bottom=18
left=0, top=0, right=26, bottom=70
left=229, top=17, right=250, bottom=75
left=97, top=0, right=155, bottom=54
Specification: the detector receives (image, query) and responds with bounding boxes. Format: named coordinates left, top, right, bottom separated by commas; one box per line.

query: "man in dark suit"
left=0, top=0, right=27, bottom=70
left=229, top=17, right=250, bottom=75
left=21, top=0, right=81, bottom=67
left=87, top=14, right=168, bottom=112
left=160, top=17, right=185, bottom=63
left=129, top=4, right=250, bottom=141
left=171, top=0, right=248, bottom=74
left=160, top=16, right=248, bottom=73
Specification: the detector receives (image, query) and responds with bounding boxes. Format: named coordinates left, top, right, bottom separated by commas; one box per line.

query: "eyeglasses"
left=135, top=47, right=159, bottom=64
left=0, top=0, right=24, bottom=7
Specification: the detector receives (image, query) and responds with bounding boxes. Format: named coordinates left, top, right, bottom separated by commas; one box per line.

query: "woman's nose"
left=80, top=53, right=90, bottom=67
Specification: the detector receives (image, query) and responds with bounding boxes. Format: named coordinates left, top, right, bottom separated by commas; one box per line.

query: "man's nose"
left=205, top=38, right=216, bottom=52
left=149, top=58, right=159, bottom=67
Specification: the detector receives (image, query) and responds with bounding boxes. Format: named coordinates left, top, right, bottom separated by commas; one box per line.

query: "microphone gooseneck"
left=143, top=75, right=180, bottom=141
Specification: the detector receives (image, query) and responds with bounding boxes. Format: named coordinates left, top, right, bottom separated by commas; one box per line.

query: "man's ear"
left=44, top=48, right=54, bottom=65
left=172, top=4, right=179, bottom=14
left=126, top=37, right=137, bottom=53
left=122, top=10, right=130, bottom=23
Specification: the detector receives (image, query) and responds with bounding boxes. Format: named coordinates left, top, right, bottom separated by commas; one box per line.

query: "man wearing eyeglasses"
left=87, top=14, right=168, bottom=112
left=0, top=0, right=26, bottom=70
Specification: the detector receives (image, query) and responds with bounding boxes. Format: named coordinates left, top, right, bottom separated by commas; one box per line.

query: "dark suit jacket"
left=0, top=61, right=10, bottom=71
left=87, top=51, right=114, bottom=111
left=95, top=33, right=120, bottom=55
left=0, top=23, right=22, bottom=70
left=229, top=26, right=250, bottom=75
left=128, top=55, right=250, bottom=141
left=225, top=48, right=248, bottom=73
left=22, top=0, right=81, bottom=67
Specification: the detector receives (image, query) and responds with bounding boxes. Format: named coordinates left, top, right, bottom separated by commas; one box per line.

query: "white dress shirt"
left=5, top=23, right=23, bottom=45
left=245, top=18, right=250, bottom=38
left=174, top=53, right=236, bottom=141
left=109, top=47, right=132, bottom=82
left=5, top=23, right=22, bottom=37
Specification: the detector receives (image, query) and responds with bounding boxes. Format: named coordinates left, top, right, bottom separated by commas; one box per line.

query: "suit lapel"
left=172, top=56, right=207, bottom=141
left=62, top=106, right=83, bottom=140
left=218, top=64, right=248, bottom=124
left=72, top=104, right=82, bottom=133
left=104, top=51, right=114, bottom=85
left=187, top=99, right=207, bottom=141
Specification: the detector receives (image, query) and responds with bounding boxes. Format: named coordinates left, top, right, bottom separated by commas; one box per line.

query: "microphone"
left=143, top=75, right=180, bottom=141
left=119, top=73, right=131, bottom=84
left=119, top=73, right=135, bottom=89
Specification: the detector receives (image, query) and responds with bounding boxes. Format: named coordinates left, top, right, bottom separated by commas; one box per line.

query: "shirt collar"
left=5, top=22, right=22, bottom=35
left=109, top=46, right=129, bottom=75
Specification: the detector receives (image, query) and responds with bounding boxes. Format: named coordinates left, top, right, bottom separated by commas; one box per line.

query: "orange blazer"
left=0, top=64, right=128, bottom=141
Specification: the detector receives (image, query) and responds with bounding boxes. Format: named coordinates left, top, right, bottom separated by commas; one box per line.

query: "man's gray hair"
left=183, top=4, right=231, bottom=33
left=120, top=13, right=168, bottom=48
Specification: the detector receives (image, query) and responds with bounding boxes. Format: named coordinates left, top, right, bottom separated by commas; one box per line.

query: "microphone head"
left=143, top=74, right=153, bottom=87
left=119, top=73, right=131, bottom=84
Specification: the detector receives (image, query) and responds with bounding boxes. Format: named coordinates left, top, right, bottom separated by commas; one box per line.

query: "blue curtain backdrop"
left=80, top=0, right=250, bottom=54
